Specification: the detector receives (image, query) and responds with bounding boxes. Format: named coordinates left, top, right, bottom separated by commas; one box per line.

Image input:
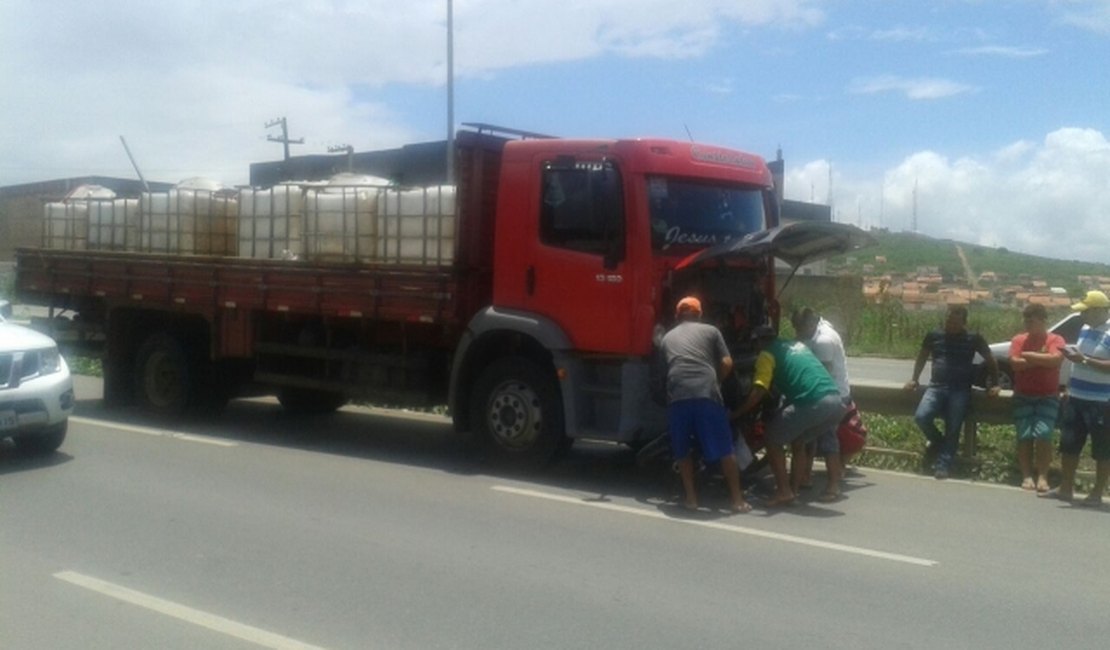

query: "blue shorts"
left=668, top=398, right=734, bottom=463
left=1060, top=397, right=1110, bottom=460
left=1013, top=394, right=1059, bottom=442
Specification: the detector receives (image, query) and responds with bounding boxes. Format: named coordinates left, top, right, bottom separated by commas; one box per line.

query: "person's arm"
left=904, top=346, right=930, bottom=390
left=978, top=336, right=1001, bottom=396
left=712, top=329, right=733, bottom=383
left=1010, top=336, right=1029, bottom=373
left=736, top=351, right=773, bottom=415
left=1021, top=341, right=1065, bottom=368
left=735, top=385, right=768, bottom=418
left=718, top=355, right=734, bottom=383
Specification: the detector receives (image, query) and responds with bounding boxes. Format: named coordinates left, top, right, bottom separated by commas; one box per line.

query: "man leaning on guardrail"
left=904, top=305, right=1000, bottom=480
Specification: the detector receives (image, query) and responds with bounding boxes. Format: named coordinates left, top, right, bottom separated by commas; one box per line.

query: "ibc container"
left=376, top=185, right=457, bottom=265
left=43, top=185, right=118, bottom=250
left=139, top=188, right=238, bottom=255
left=43, top=202, right=89, bottom=250
left=88, top=198, right=140, bottom=251
left=303, top=186, right=380, bottom=263
left=237, top=184, right=304, bottom=259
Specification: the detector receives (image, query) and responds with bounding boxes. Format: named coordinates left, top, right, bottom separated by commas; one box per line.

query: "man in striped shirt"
left=1046, top=291, right=1110, bottom=506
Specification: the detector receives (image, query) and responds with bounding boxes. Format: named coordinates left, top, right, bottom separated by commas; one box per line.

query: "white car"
left=0, top=300, right=74, bottom=454
left=977, top=312, right=1084, bottom=390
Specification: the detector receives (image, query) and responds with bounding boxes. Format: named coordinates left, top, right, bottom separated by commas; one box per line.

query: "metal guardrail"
left=851, top=380, right=1013, bottom=458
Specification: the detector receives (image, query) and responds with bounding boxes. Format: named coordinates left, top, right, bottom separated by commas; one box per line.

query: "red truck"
left=14, top=124, right=871, bottom=463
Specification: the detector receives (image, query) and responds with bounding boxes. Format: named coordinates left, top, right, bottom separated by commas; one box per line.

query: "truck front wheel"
left=470, top=357, right=565, bottom=465
left=134, top=333, right=193, bottom=416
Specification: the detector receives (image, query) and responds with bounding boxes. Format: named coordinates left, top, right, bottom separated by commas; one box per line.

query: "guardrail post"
left=962, top=417, right=978, bottom=458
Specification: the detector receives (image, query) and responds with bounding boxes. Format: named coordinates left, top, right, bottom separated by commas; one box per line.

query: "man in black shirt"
left=904, top=305, right=1000, bottom=478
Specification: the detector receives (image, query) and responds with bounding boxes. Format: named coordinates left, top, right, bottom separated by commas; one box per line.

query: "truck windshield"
left=647, top=176, right=766, bottom=252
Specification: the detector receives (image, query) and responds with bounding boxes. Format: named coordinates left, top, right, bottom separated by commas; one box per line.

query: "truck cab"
left=455, top=134, right=872, bottom=463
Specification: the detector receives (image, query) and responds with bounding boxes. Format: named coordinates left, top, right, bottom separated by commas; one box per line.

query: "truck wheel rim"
left=144, top=350, right=184, bottom=408
left=487, top=380, right=542, bottom=450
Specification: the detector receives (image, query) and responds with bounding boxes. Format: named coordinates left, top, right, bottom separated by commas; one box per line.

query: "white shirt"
left=806, top=318, right=851, bottom=399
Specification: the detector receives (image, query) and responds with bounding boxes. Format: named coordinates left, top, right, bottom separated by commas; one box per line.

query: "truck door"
left=524, top=158, right=633, bottom=354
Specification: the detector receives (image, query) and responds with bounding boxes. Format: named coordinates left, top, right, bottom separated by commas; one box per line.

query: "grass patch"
left=856, top=413, right=1099, bottom=493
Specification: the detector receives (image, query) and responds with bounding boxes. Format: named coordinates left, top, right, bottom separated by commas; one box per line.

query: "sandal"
left=1038, top=488, right=1073, bottom=502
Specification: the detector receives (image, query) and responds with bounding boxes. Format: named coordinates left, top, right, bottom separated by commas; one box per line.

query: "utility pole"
left=912, top=177, right=919, bottom=233
left=445, top=0, right=455, bottom=183
left=266, top=117, right=303, bottom=161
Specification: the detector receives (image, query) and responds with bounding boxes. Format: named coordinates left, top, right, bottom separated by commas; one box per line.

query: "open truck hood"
left=675, top=221, right=876, bottom=271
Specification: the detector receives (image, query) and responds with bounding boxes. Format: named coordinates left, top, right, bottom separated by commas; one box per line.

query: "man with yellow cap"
left=1043, top=290, right=1110, bottom=506
left=659, top=296, right=751, bottom=513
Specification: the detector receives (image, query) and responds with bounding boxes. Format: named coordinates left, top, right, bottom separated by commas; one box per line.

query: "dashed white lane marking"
left=70, top=416, right=237, bottom=447
left=492, top=485, right=938, bottom=568
left=54, top=571, right=325, bottom=649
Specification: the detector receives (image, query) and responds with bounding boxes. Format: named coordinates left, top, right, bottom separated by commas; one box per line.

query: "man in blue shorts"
left=1045, top=291, right=1110, bottom=506
left=660, top=296, right=751, bottom=513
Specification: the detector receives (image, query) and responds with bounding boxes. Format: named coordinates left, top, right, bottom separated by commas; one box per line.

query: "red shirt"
left=1009, top=332, right=1066, bottom=396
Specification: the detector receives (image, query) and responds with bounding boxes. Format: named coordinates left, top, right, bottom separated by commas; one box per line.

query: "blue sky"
left=3, top=0, right=1109, bottom=264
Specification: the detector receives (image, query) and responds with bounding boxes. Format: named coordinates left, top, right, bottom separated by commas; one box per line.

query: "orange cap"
left=676, top=296, right=702, bottom=317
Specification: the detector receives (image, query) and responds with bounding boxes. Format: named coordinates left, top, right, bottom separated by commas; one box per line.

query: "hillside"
left=827, top=230, right=1110, bottom=294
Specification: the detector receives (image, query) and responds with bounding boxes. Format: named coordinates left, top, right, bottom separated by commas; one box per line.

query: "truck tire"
left=277, top=387, right=347, bottom=414
left=470, top=357, right=565, bottom=465
left=134, top=333, right=194, bottom=416
left=13, top=421, right=68, bottom=456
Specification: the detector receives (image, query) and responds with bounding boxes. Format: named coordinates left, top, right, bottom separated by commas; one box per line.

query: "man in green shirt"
left=736, top=326, right=845, bottom=507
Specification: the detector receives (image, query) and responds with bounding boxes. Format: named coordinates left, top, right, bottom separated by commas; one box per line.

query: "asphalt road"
left=3, top=376, right=1108, bottom=649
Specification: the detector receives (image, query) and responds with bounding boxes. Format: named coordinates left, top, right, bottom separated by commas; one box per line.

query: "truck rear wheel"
left=134, top=333, right=193, bottom=416
left=470, top=357, right=565, bottom=465
left=277, top=387, right=347, bottom=414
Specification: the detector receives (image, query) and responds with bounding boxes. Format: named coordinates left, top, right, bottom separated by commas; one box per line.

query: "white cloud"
left=870, top=26, right=933, bottom=42
left=849, top=75, right=978, bottom=100
left=787, top=128, right=1110, bottom=265
left=0, top=0, right=825, bottom=186
left=954, top=45, right=1049, bottom=58
left=1056, top=0, right=1110, bottom=34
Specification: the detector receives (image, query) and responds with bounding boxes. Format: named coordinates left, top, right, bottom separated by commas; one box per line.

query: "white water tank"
left=238, top=184, right=305, bottom=259
left=376, top=185, right=457, bottom=265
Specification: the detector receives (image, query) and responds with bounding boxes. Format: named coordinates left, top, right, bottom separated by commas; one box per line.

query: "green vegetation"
left=829, top=230, right=1110, bottom=290
left=781, top=229, right=1110, bottom=358
left=856, top=414, right=1099, bottom=494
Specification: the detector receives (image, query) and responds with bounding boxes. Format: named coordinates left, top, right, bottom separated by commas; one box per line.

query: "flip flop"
left=1078, top=495, right=1104, bottom=508
left=731, top=501, right=753, bottom=514
left=766, top=494, right=796, bottom=508
left=1038, top=488, right=1073, bottom=502
left=817, top=492, right=844, bottom=503
left=1021, top=478, right=1035, bottom=491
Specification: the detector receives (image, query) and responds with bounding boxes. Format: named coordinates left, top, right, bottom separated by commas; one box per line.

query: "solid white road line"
left=492, top=485, right=938, bottom=568
left=70, top=416, right=238, bottom=447
left=54, top=571, right=325, bottom=650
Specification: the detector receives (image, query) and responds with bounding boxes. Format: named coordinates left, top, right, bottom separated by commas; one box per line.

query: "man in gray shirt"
left=660, top=296, right=750, bottom=513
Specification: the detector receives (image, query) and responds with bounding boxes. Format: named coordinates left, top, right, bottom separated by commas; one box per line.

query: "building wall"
left=0, top=177, right=172, bottom=260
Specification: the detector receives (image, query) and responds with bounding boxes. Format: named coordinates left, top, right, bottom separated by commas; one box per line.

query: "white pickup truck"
left=0, top=299, right=73, bottom=454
